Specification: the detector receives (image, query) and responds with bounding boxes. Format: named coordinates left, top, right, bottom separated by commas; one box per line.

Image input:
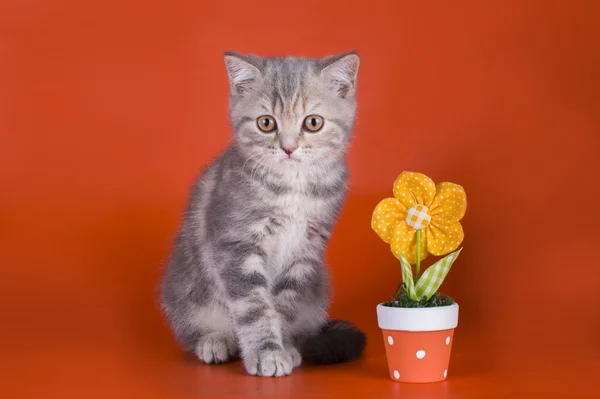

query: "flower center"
left=406, top=204, right=431, bottom=230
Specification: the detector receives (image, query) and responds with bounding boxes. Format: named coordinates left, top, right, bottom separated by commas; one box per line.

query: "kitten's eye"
left=257, top=115, right=277, bottom=133
left=303, top=115, right=324, bottom=132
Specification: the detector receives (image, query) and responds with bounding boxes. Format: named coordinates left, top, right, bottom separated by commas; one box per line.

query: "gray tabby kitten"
left=160, top=51, right=365, bottom=377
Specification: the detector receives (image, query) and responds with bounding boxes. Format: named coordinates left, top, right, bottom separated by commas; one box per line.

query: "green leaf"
left=415, top=248, right=462, bottom=299
left=399, top=253, right=418, bottom=301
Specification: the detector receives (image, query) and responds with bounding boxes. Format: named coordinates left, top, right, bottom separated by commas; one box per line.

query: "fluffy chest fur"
left=261, top=190, right=330, bottom=273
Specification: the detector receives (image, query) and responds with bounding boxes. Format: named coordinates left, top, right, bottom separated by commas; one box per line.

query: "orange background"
left=1, top=1, right=600, bottom=398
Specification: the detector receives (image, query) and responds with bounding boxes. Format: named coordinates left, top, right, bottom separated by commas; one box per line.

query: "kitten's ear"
left=224, top=52, right=263, bottom=96
left=319, top=51, right=360, bottom=98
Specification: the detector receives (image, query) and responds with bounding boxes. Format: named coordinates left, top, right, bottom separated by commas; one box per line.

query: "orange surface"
left=1, top=0, right=600, bottom=398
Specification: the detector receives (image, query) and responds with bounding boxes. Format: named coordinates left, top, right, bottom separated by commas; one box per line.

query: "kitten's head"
left=224, top=52, right=359, bottom=174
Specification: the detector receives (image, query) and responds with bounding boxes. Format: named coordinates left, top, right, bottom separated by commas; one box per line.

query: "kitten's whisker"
left=259, top=154, right=271, bottom=179
left=257, top=156, right=269, bottom=184
left=264, top=155, right=276, bottom=184
left=242, top=152, right=264, bottom=174
left=250, top=157, right=264, bottom=181
left=264, top=157, right=275, bottom=183
left=261, top=158, right=270, bottom=183
left=251, top=154, right=269, bottom=181
left=249, top=155, right=263, bottom=181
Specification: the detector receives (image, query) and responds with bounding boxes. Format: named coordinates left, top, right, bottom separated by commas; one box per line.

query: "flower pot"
left=376, top=303, right=459, bottom=383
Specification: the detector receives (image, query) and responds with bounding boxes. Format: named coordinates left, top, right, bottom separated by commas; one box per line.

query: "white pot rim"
left=376, top=302, right=459, bottom=332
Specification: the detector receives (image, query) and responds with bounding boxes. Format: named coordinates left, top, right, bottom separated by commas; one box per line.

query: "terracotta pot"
left=376, top=303, right=459, bottom=383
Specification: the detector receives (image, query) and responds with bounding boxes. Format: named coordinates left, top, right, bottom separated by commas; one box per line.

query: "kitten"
left=159, top=51, right=366, bottom=377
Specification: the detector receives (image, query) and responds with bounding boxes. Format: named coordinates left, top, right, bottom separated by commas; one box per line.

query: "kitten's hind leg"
left=163, top=298, right=239, bottom=364
left=196, top=332, right=239, bottom=364
left=190, top=305, right=239, bottom=364
left=283, top=342, right=302, bottom=368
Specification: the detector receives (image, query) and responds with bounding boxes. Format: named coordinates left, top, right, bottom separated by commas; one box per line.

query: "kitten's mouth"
left=282, top=157, right=301, bottom=163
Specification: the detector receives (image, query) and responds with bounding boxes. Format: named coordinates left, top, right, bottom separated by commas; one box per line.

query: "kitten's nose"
left=281, top=145, right=297, bottom=156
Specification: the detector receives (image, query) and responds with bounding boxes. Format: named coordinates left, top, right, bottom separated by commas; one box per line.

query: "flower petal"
left=430, top=182, right=467, bottom=225
left=426, top=222, right=464, bottom=256
left=371, top=198, right=406, bottom=243
left=392, top=171, right=437, bottom=208
left=390, top=221, right=428, bottom=264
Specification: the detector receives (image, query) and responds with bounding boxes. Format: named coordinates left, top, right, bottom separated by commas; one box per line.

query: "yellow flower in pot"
left=372, top=171, right=467, bottom=383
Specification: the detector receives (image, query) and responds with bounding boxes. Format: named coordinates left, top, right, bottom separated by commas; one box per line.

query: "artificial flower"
left=371, top=171, right=466, bottom=264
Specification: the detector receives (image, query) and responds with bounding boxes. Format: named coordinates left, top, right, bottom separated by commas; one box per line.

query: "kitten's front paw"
left=243, top=347, right=294, bottom=377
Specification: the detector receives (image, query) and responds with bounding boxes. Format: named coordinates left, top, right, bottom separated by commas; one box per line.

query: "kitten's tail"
left=298, top=319, right=366, bottom=365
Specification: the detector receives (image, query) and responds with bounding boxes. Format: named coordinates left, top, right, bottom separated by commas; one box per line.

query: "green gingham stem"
left=415, top=229, right=422, bottom=280
left=399, top=253, right=417, bottom=300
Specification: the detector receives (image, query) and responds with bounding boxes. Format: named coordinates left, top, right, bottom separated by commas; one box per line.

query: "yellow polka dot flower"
left=372, top=172, right=467, bottom=299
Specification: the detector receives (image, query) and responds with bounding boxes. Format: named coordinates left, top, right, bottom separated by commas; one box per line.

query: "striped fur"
left=159, top=51, right=365, bottom=377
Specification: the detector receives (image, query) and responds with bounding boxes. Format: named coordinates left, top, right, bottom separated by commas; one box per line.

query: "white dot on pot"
left=446, top=336, right=451, bottom=345
left=393, top=370, right=400, bottom=379
left=416, top=350, right=426, bottom=359
left=444, top=370, right=448, bottom=378
left=387, top=336, right=394, bottom=345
